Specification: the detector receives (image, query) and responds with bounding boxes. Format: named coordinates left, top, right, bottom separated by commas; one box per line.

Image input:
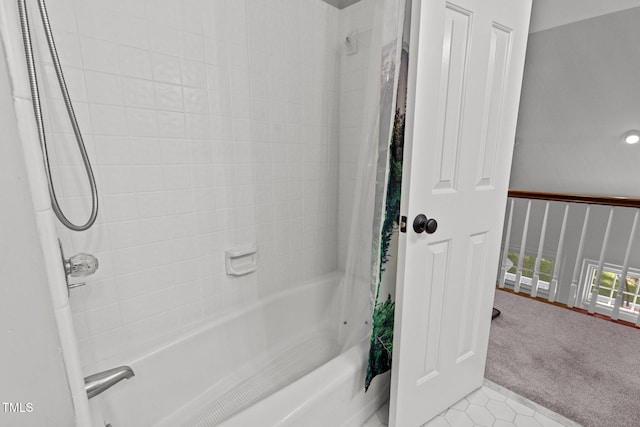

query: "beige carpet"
left=485, top=289, right=640, bottom=427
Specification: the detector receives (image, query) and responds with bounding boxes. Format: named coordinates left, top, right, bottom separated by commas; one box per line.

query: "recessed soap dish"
left=225, top=246, right=257, bottom=276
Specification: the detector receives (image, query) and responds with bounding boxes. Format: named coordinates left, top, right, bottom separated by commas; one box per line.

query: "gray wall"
left=505, top=8, right=640, bottom=304
left=510, top=7, right=640, bottom=197
left=0, top=37, right=75, bottom=426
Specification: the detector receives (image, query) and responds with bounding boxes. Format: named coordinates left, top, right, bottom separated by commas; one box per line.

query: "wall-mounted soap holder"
left=225, top=246, right=257, bottom=276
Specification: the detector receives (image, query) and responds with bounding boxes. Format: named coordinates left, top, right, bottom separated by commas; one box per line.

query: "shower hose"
left=17, top=0, right=98, bottom=231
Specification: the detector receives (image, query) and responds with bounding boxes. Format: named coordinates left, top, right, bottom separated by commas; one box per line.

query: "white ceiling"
left=530, top=0, right=640, bottom=32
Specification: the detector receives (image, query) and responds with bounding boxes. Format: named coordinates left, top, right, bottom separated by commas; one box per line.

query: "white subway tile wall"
left=337, top=1, right=375, bottom=269
left=27, top=0, right=375, bottom=371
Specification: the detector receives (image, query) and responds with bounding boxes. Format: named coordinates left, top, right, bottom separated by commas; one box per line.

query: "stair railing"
left=498, top=190, right=640, bottom=325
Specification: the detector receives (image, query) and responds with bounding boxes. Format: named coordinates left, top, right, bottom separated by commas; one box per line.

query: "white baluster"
left=568, top=205, right=591, bottom=308
left=549, top=203, right=569, bottom=303
left=636, top=280, right=640, bottom=327
left=514, top=200, right=531, bottom=294
left=499, top=198, right=515, bottom=289
left=531, top=201, right=549, bottom=298
left=612, top=209, right=639, bottom=320
left=588, top=207, right=615, bottom=314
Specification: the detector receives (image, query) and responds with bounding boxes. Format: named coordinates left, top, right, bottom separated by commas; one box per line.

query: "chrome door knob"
left=413, top=214, right=438, bottom=234
left=64, top=253, right=99, bottom=277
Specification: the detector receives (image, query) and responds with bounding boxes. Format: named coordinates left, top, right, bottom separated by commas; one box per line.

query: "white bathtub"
left=94, top=273, right=389, bottom=427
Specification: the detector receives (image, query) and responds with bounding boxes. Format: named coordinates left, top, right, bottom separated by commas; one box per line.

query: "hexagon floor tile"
left=363, top=379, right=581, bottom=427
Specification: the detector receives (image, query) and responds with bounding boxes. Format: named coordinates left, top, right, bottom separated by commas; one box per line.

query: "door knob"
left=413, top=214, right=438, bottom=234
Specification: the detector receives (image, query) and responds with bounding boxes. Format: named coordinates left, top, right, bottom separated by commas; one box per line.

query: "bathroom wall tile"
left=181, top=59, right=207, bottom=88
left=70, top=223, right=111, bottom=254
left=122, top=77, right=156, bottom=109
left=183, top=87, right=208, bottom=114
left=107, top=221, right=142, bottom=250
left=203, top=1, right=228, bottom=41
left=167, top=214, right=198, bottom=239
left=119, top=45, right=153, bottom=80
left=94, top=135, right=131, bottom=165
left=119, top=287, right=176, bottom=325
left=89, top=104, right=127, bottom=136
left=36, top=0, right=351, bottom=369
left=227, top=43, right=250, bottom=72
left=115, top=267, right=164, bottom=302
left=85, top=70, right=123, bottom=106
left=111, top=0, right=146, bottom=18
left=128, top=138, right=159, bottom=166
left=251, top=97, right=270, bottom=122
left=161, top=138, right=192, bottom=164
left=231, top=119, right=251, bottom=143
left=76, top=4, right=117, bottom=42
left=98, top=166, right=133, bottom=196
left=134, top=165, right=165, bottom=192
left=90, top=328, right=123, bottom=363
left=171, top=236, right=199, bottom=262
left=179, top=32, right=205, bottom=62
left=165, top=189, right=196, bottom=214
left=84, top=303, right=122, bottom=335
left=180, top=0, right=205, bottom=35
left=210, top=119, right=233, bottom=143
left=231, top=95, right=251, bottom=119
left=125, top=107, right=158, bottom=137
left=116, top=15, right=149, bottom=50
left=186, top=113, right=211, bottom=139
left=103, top=194, right=139, bottom=222
left=81, top=37, right=120, bottom=74
left=226, top=0, right=248, bottom=43
left=178, top=302, right=203, bottom=328
left=191, top=140, right=214, bottom=164
left=136, top=217, right=168, bottom=245
left=136, top=192, right=168, bottom=218
left=72, top=312, right=89, bottom=340
left=204, top=39, right=228, bottom=66
left=76, top=338, right=93, bottom=369
left=155, top=82, right=184, bottom=111
left=208, top=88, right=232, bottom=117
left=250, top=72, right=270, bottom=100
left=148, top=23, right=180, bottom=55
left=146, top=0, right=179, bottom=28
left=164, top=165, right=193, bottom=190
left=80, top=278, right=119, bottom=311
left=122, top=310, right=180, bottom=348
left=157, top=111, right=186, bottom=138
left=151, top=52, right=182, bottom=84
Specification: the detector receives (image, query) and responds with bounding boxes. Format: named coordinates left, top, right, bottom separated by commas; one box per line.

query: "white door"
left=390, top=0, right=532, bottom=425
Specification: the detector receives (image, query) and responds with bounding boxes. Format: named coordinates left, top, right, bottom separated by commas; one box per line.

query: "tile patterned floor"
left=363, top=380, right=582, bottom=427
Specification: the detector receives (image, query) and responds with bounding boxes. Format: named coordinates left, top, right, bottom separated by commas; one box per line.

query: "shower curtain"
left=365, top=40, right=408, bottom=391
left=338, top=0, right=408, bottom=391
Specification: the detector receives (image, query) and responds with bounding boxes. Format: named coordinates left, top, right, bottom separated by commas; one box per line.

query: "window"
left=581, top=261, right=640, bottom=317
left=504, top=252, right=554, bottom=291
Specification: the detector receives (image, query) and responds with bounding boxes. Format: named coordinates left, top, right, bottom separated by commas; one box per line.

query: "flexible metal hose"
left=17, top=0, right=98, bottom=231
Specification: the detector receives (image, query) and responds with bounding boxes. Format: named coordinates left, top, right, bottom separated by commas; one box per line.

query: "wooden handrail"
left=508, top=190, right=640, bottom=209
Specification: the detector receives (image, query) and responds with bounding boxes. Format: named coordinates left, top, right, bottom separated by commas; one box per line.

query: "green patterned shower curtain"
left=365, top=38, right=409, bottom=391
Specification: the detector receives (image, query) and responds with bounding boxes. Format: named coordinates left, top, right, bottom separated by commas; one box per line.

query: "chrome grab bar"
left=84, top=366, right=135, bottom=399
